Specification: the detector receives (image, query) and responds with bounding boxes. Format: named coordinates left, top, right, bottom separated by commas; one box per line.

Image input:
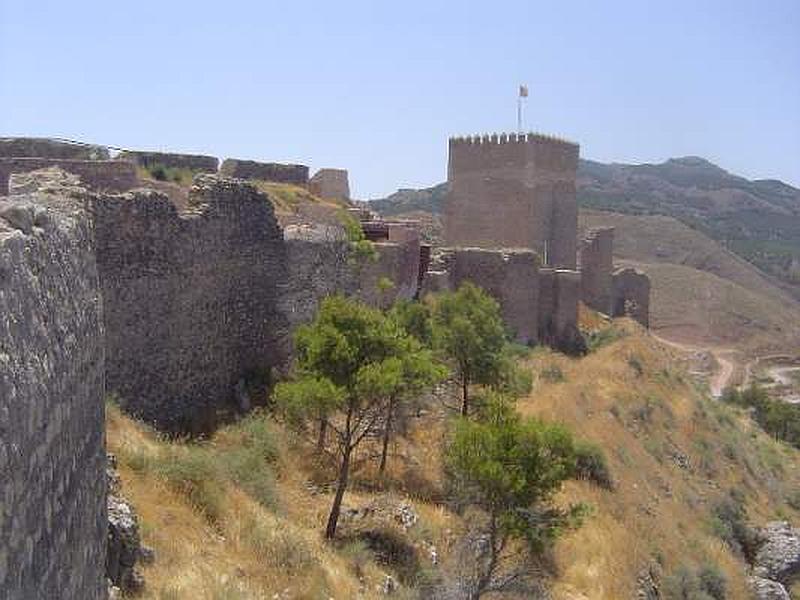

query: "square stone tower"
left=443, top=132, right=579, bottom=269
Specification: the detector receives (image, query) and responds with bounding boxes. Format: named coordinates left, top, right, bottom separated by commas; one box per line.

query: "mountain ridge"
left=369, top=156, right=800, bottom=297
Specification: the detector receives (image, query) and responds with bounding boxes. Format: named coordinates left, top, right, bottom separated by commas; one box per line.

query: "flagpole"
left=517, top=95, right=522, bottom=134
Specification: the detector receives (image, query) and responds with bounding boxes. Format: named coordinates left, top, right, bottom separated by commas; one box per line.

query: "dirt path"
left=710, top=353, right=735, bottom=397
left=653, top=335, right=737, bottom=398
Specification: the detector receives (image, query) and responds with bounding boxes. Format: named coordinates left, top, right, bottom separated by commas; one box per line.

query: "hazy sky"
left=1, top=0, right=798, bottom=198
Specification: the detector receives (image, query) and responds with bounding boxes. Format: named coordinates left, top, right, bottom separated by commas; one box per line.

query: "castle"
left=0, top=135, right=648, bottom=597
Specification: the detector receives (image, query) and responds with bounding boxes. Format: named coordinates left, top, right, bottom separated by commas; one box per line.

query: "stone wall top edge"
left=0, top=157, right=129, bottom=166
left=221, top=157, right=309, bottom=170
left=448, top=131, right=579, bottom=149
left=613, top=266, right=649, bottom=277
left=442, top=245, right=540, bottom=255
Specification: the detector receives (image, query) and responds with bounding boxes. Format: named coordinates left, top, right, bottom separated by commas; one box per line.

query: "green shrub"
left=709, top=492, right=763, bottom=562
left=152, top=447, right=226, bottom=523
left=663, top=562, right=727, bottom=600
left=540, top=364, right=565, bottom=383
left=721, top=384, right=800, bottom=449
left=697, top=564, right=727, bottom=600
left=240, top=517, right=314, bottom=572
left=217, top=412, right=279, bottom=509
left=585, top=326, right=627, bottom=352
left=574, top=441, right=614, bottom=490
left=149, top=164, right=168, bottom=181
left=628, top=355, right=644, bottom=376
left=219, top=448, right=277, bottom=509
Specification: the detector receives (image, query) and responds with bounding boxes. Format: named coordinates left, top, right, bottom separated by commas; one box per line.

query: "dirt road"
left=653, top=335, right=737, bottom=397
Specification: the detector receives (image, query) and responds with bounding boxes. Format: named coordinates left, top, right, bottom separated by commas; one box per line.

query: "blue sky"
left=1, top=0, right=798, bottom=198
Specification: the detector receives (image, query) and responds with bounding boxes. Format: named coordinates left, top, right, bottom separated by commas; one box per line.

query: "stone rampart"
left=612, top=267, right=650, bottom=328
left=309, top=168, right=350, bottom=199
left=0, top=157, right=137, bottom=196
left=443, top=132, right=579, bottom=269
left=91, top=175, right=290, bottom=434
left=220, top=158, right=309, bottom=185
left=578, top=227, right=614, bottom=314
left=282, top=225, right=356, bottom=329
left=0, top=173, right=107, bottom=599
left=283, top=222, right=422, bottom=327
left=0, top=137, right=109, bottom=160
left=423, top=247, right=540, bottom=344
left=119, top=150, right=219, bottom=173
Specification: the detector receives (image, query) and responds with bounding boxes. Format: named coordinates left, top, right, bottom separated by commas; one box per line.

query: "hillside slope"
left=578, top=210, right=800, bottom=354
left=108, top=324, right=800, bottom=599
left=520, top=323, right=800, bottom=599
left=578, top=157, right=800, bottom=295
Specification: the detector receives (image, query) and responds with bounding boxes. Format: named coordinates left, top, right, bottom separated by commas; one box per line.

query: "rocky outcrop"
left=753, top=521, right=800, bottom=589
left=106, top=454, right=147, bottom=595
left=749, top=575, right=790, bottom=600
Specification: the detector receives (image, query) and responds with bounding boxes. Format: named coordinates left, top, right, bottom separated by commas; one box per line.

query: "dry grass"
left=106, top=401, right=455, bottom=599
left=106, top=322, right=800, bottom=599
left=516, top=320, right=800, bottom=599
left=579, top=210, right=800, bottom=355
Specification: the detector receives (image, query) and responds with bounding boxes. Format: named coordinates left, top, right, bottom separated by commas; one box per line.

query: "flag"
left=519, top=84, right=528, bottom=98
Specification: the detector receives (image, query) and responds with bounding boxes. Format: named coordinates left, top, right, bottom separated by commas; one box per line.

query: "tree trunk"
left=472, top=512, right=499, bottom=599
left=316, top=418, right=328, bottom=454
left=325, top=444, right=351, bottom=539
left=461, top=375, right=469, bottom=417
left=325, top=407, right=353, bottom=540
left=379, top=397, right=396, bottom=474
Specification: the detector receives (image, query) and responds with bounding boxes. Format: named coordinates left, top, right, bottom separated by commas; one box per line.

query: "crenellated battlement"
left=448, top=131, right=578, bottom=149
left=448, top=131, right=579, bottom=178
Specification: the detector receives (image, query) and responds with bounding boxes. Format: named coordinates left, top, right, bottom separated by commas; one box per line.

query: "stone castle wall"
left=443, top=133, right=579, bottom=269
left=91, top=176, right=290, bottom=434
left=282, top=225, right=356, bottom=330
left=537, top=268, right=580, bottom=348
left=282, top=221, right=422, bottom=330
left=119, top=150, right=219, bottom=173
left=612, top=267, right=650, bottom=328
left=421, top=248, right=540, bottom=344
left=0, top=176, right=107, bottom=599
left=0, top=157, right=138, bottom=196
left=220, top=158, right=309, bottom=185
left=0, top=137, right=109, bottom=160
left=309, top=168, right=350, bottom=199
left=578, top=227, right=614, bottom=314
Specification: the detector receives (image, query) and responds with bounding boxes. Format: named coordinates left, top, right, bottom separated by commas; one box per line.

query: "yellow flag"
left=519, top=85, right=529, bottom=98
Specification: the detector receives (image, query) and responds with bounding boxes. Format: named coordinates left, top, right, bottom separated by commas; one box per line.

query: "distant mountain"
left=368, top=182, right=448, bottom=217
left=369, top=157, right=800, bottom=296
left=578, top=157, right=800, bottom=294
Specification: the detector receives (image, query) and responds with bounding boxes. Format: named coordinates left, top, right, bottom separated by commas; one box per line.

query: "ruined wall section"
left=282, top=225, right=356, bottom=330
left=92, top=175, right=290, bottom=434
left=578, top=227, right=614, bottom=314
left=119, top=150, right=219, bottom=173
left=612, top=267, right=650, bottom=328
left=443, top=133, right=579, bottom=269
left=537, top=268, right=581, bottom=350
left=309, top=168, right=350, bottom=199
left=0, top=137, right=109, bottom=160
left=0, top=158, right=138, bottom=196
left=220, top=158, right=309, bottom=185
left=423, top=247, right=540, bottom=344
left=0, top=176, right=106, bottom=599
left=282, top=220, right=421, bottom=338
